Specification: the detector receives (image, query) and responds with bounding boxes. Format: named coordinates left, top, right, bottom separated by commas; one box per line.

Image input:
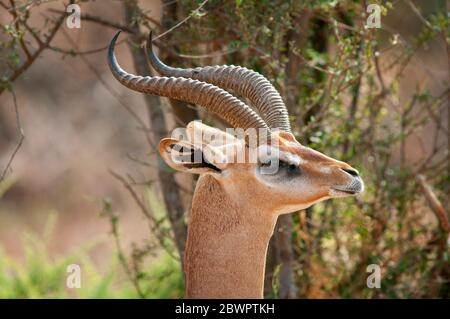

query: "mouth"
left=331, top=176, right=364, bottom=196
left=331, top=188, right=357, bottom=195
left=331, top=181, right=364, bottom=196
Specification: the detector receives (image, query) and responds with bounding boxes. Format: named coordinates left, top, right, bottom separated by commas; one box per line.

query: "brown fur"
left=185, top=175, right=276, bottom=298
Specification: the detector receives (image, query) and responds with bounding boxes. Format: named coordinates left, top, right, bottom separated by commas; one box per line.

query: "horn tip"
left=108, top=30, right=124, bottom=76
left=109, top=30, right=122, bottom=52
left=113, top=30, right=122, bottom=41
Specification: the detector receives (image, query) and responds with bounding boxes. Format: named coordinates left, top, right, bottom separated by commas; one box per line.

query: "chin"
left=275, top=197, right=331, bottom=215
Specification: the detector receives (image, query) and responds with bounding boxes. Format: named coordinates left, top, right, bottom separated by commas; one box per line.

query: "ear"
left=278, top=131, right=298, bottom=143
left=186, top=121, right=239, bottom=147
left=159, top=138, right=223, bottom=174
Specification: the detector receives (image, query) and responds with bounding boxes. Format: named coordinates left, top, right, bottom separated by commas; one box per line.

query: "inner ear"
left=159, top=138, right=222, bottom=174
left=169, top=143, right=221, bottom=172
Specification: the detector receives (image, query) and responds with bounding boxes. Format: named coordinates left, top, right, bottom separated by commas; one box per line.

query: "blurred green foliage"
left=0, top=231, right=183, bottom=298
left=0, top=185, right=184, bottom=298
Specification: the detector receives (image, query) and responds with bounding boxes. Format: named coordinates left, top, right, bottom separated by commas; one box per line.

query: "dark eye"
left=287, top=164, right=299, bottom=174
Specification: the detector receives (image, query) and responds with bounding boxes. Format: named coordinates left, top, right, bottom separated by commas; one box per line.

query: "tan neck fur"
left=184, top=175, right=277, bottom=298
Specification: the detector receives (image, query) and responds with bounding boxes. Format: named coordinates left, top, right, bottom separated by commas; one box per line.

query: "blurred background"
left=0, top=0, right=448, bottom=298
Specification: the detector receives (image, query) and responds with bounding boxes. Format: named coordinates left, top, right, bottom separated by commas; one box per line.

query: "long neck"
left=184, top=175, right=277, bottom=298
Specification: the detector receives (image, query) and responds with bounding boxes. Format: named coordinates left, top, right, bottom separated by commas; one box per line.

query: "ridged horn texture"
left=146, top=32, right=291, bottom=133
left=108, top=31, right=269, bottom=135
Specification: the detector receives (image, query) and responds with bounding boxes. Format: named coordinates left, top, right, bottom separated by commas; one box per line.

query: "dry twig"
left=0, top=88, right=24, bottom=182
left=416, top=174, right=450, bottom=234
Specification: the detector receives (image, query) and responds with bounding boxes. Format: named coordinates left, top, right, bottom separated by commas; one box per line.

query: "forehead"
left=275, top=133, right=332, bottom=164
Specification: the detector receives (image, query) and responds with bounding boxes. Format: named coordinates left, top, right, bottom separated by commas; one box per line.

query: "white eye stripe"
left=258, top=145, right=304, bottom=166
left=284, top=141, right=299, bottom=148
left=318, top=166, right=332, bottom=174
left=279, top=152, right=304, bottom=166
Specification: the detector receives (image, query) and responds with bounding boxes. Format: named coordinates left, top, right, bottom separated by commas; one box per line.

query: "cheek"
left=253, top=173, right=332, bottom=211
left=259, top=174, right=316, bottom=196
left=305, top=167, right=338, bottom=187
left=281, top=175, right=331, bottom=200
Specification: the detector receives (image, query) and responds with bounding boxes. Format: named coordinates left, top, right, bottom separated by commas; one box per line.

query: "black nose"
left=342, top=168, right=359, bottom=177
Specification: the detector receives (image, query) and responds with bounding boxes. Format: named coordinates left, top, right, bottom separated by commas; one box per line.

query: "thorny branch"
left=0, top=88, right=24, bottom=182
left=153, top=0, right=209, bottom=41
left=9, top=0, right=32, bottom=61
left=108, top=169, right=179, bottom=261
left=109, top=170, right=154, bottom=222
left=416, top=175, right=450, bottom=234
left=101, top=198, right=146, bottom=298
left=0, top=1, right=69, bottom=96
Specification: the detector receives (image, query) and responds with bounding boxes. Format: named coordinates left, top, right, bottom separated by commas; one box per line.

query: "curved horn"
left=146, top=32, right=291, bottom=133
left=108, top=31, right=269, bottom=135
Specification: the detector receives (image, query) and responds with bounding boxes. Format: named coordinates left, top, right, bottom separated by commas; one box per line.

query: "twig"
left=48, top=38, right=127, bottom=56
left=9, top=0, right=32, bottom=61
left=153, top=0, right=208, bottom=41
left=0, top=88, right=25, bottom=182
left=138, top=10, right=163, bottom=29
left=373, top=44, right=387, bottom=93
left=126, top=152, right=157, bottom=169
left=22, top=20, right=44, bottom=46
left=406, top=0, right=433, bottom=30
left=109, top=169, right=179, bottom=261
left=416, top=174, right=450, bottom=234
left=1, top=0, right=55, bottom=13
left=177, top=47, right=239, bottom=59
left=0, top=7, right=66, bottom=95
left=101, top=199, right=146, bottom=298
left=109, top=169, right=154, bottom=221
